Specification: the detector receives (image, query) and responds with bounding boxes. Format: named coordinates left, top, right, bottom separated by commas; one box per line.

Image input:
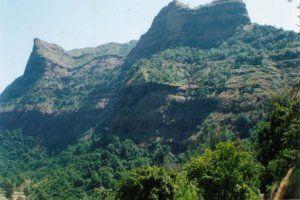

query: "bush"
left=117, top=166, right=176, bottom=200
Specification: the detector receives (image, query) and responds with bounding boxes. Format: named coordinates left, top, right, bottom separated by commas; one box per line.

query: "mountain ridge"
left=124, top=0, right=250, bottom=66
left=0, top=0, right=299, bottom=151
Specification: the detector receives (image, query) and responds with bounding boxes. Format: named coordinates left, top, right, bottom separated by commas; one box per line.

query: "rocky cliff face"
left=125, top=0, right=250, bottom=66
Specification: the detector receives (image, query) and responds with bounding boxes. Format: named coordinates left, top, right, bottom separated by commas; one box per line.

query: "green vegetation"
left=114, top=141, right=264, bottom=200
left=254, top=87, right=300, bottom=197
left=27, top=135, right=150, bottom=199
left=186, top=142, right=262, bottom=200
left=116, top=90, right=299, bottom=200
left=1, top=90, right=298, bottom=199
left=0, top=133, right=178, bottom=199
left=0, top=24, right=299, bottom=151
left=0, top=130, right=46, bottom=178
left=124, top=24, right=300, bottom=146
left=0, top=3, right=299, bottom=199
left=69, top=41, right=137, bottom=67
left=117, top=166, right=176, bottom=200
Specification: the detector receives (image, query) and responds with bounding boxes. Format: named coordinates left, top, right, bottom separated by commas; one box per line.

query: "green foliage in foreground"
left=0, top=133, right=177, bottom=199
left=117, top=168, right=202, bottom=200
left=0, top=133, right=264, bottom=200
left=116, top=91, right=299, bottom=200
left=254, top=88, right=300, bottom=197
left=116, top=142, right=263, bottom=200
left=26, top=136, right=178, bottom=199
left=117, top=166, right=176, bottom=200
left=0, top=91, right=299, bottom=199
left=186, top=142, right=262, bottom=200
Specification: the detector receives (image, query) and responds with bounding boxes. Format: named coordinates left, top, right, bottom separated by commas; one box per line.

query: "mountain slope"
left=0, top=0, right=299, bottom=151
left=113, top=24, right=300, bottom=149
left=0, top=40, right=136, bottom=149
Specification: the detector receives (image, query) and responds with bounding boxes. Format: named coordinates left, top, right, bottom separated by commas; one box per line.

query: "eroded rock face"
left=24, top=38, right=73, bottom=77
left=125, top=0, right=250, bottom=66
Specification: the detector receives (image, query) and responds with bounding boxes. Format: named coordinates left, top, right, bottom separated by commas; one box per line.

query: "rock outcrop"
left=125, top=0, right=250, bottom=66
left=24, top=38, right=73, bottom=77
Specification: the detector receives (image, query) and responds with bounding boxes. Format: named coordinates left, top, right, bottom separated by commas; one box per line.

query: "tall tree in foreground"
left=255, top=85, right=300, bottom=197
left=117, top=166, right=176, bottom=200
left=186, top=142, right=262, bottom=200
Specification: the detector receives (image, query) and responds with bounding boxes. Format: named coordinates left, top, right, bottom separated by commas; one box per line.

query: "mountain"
left=0, top=39, right=136, bottom=149
left=0, top=0, right=299, bottom=151
left=0, top=0, right=299, bottom=199
left=125, top=0, right=251, bottom=66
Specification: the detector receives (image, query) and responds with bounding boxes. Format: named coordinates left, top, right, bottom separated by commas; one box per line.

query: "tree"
left=186, top=142, right=262, bottom=200
left=117, top=166, right=176, bottom=200
left=254, top=90, right=300, bottom=194
left=255, top=95, right=300, bottom=166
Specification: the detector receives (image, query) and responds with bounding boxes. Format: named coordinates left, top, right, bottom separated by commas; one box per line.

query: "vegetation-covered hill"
left=0, top=0, right=299, bottom=151
left=0, top=0, right=299, bottom=199
left=0, top=38, right=136, bottom=149
left=0, top=91, right=299, bottom=199
left=118, top=24, right=299, bottom=150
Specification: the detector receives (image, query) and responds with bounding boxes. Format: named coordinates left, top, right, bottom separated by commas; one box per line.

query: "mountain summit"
left=125, top=0, right=250, bottom=65
left=24, top=38, right=73, bottom=78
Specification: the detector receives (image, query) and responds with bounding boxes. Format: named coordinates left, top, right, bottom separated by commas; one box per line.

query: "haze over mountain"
left=0, top=0, right=299, bottom=199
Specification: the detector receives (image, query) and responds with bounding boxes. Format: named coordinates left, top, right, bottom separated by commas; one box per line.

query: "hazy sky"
left=0, top=0, right=299, bottom=93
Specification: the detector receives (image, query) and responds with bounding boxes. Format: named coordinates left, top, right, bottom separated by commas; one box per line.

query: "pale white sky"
left=0, top=0, right=299, bottom=93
